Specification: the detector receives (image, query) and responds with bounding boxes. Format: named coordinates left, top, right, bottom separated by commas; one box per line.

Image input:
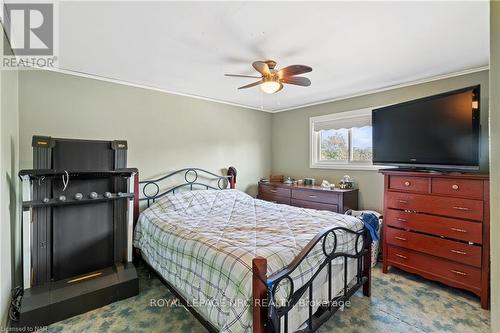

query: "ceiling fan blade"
left=238, top=80, right=264, bottom=89
left=225, top=74, right=262, bottom=79
left=281, top=76, right=311, bottom=87
left=252, top=61, right=271, bottom=75
left=278, top=65, right=312, bottom=78
left=276, top=83, right=284, bottom=93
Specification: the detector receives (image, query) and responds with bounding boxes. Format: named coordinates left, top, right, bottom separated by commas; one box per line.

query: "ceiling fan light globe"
left=260, top=81, right=281, bottom=94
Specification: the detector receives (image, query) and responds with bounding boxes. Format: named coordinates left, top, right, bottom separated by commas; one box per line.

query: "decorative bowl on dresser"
left=380, top=169, right=490, bottom=309
left=257, top=181, right=358, bottom=213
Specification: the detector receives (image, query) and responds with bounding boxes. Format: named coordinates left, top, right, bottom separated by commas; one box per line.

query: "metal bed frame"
left=133, top=167, right=371, bottom=333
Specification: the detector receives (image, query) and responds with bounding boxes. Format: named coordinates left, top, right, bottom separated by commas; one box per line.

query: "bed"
left=133, top=167, right=371, bottom=333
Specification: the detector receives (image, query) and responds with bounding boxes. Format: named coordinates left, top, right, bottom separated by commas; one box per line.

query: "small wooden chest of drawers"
left=257, top=182, right=358, bottom=213
left=381, top=170, right=490, bottom=309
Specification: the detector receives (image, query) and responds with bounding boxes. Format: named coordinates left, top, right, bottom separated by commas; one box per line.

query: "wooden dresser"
left=380, top=170, right=489, bottom=309
left=257, top=181, right=358, bottom=213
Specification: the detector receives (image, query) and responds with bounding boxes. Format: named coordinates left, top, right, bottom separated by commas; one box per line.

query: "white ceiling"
left=54, top=1, right=489, bottom=112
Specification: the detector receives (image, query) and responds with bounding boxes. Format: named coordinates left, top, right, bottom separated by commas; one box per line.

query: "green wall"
left=271, top=70, right=489, bottom=211
left=0, top=27, right=20, bottom=326
left=490, top=1, right=499, bottom=331
left=18, top=70, right=272, bottom=197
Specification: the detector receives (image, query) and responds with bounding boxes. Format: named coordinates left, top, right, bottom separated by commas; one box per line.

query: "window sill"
left=309, top=163, right=390, bottom=171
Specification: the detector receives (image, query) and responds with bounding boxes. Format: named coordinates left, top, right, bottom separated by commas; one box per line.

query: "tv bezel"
left=372, top=85, right=481, bottom=171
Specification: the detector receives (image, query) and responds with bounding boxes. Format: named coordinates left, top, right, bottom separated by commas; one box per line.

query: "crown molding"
left=272, top=65, right=489, bottom=113
left=38, top=67, right=273, bottom=113
left=30, top=64, right=489, bottom=114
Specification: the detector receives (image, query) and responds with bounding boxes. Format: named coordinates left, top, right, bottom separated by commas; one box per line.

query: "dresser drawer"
left=431, top=178, right=484, bottom=199
left=291, top=188, right=338, bottom=204
left=385, top=228, right=481, bottom=267
left=386, top=245, right=481, bottom=290
left=386, top=192, right=484, bottom=221
left=290, top=199, right=338, bottom=212
left=257, top=193, right=290, bottom=205
left=259, top=184, right=291, bottom=198
left=389, top=175, right=429, bottom=193
left=385, top=209, right=482, bottom=244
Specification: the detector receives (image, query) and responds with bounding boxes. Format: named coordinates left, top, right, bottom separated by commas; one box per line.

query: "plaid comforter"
left=134, top=189, right=363, bottom=333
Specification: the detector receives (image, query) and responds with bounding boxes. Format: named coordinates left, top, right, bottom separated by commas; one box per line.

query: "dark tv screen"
left=372, top=86, right=480, bottom=170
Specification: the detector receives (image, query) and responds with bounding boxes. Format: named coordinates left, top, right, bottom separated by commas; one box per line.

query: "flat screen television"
left=372, top=85, right=480, bottom=171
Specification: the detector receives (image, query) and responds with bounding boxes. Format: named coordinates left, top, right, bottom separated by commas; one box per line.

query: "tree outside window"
left=311, top=108, right=376, bottom=170
left=319, top=126, right=372, bottom=163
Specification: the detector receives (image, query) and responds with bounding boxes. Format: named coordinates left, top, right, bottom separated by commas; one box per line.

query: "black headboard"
left=136, top=167, right=237, bottom=209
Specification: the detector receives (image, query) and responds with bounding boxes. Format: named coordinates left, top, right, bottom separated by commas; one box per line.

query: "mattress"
left=134, top=189, right=364, bottom=333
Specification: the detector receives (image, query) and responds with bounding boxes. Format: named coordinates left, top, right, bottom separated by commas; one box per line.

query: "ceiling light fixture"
left=260, top=80, right=281, bottom=94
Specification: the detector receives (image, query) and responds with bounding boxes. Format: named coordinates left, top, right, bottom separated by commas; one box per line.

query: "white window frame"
left=310, top=108, right=381, bottom=171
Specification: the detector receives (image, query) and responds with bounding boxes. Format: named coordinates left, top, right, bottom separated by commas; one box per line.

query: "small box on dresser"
left=380, top=170, right=490, bottom=309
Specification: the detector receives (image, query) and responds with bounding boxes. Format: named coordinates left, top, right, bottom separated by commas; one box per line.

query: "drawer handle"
left=452, top=206, right=470, bottom=211
left=450, top=269, right=467, bottom=276
left=398, top=200, right=408, bottom=204
left=404, top=181, right=411, bottom=187
left=308, top=195, right=318, bottom=198
left=450, top=227, right=468, bottom=233
left=396, top=218, right=407, bottom=222
left=395, top=254, right=408, bottom=259
left=450, top=249, right=467, bottom=255
left=452, top=184, right=460, bottom=190
left=269, top=189, right=278, bottom=193
left=395, top=236, right=407, bottom=241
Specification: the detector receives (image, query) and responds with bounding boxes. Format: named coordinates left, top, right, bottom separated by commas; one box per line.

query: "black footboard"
left=260, top=226, right=372, bottom=333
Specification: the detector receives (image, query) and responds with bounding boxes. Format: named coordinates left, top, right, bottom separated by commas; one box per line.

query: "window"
left=310, top=108, right=378, bottom=170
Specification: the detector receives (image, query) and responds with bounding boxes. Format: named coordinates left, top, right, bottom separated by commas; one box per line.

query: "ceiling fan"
left=225, top=60, right=312, bottom=94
